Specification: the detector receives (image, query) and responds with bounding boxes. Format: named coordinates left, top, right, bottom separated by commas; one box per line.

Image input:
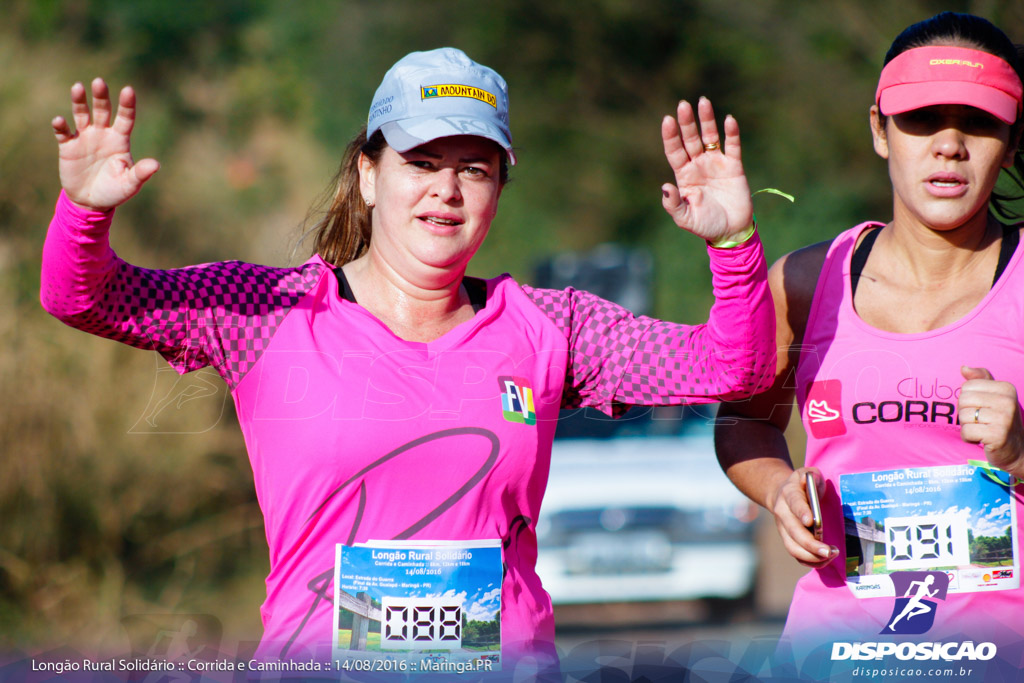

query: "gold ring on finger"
left=703, top=141, right=720, bottom=152
left=974, top=408, right=981, bottom=424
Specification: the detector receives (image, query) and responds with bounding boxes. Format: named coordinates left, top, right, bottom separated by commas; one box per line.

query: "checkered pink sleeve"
left=521, top=234, right=775, bottom=414
left=40, top=191, right=323, bottom=390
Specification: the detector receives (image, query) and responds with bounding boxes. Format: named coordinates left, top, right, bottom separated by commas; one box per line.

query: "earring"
left=364, top=197, right=375, bottom=208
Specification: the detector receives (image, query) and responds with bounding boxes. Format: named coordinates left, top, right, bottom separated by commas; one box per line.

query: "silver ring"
left=703, top=141, right=720, bottom=152
left=974, top=408, right=981, bottom=424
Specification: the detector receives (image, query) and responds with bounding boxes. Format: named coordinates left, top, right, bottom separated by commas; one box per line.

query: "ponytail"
left=307, top=127, right=388, bottom=267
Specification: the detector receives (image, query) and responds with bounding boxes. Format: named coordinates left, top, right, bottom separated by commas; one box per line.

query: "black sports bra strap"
left=849, top=226, right=882, bottom=299
left=333, top=267, right=358, bottom=303
left=993, top=224, right=1020, bottom=286
left=850, top=223, right=1021, bottom=298
left=462, top=277, right=488, bottom=313
left=333, top=267, right=488, bottom=313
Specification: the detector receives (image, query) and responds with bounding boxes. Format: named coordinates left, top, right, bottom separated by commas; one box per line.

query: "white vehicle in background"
left=535, top=404, right=760, bottom=610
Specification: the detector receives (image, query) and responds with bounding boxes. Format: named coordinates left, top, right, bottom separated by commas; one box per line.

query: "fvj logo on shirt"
left=881, top=571, right=950, bottom=635
left=498, top=376, right=536, bottom=425
left=805, top=379, right=847, bottom=439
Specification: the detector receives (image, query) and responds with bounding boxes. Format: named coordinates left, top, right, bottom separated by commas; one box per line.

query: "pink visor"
left=876, top=45, right=1023, bottom=124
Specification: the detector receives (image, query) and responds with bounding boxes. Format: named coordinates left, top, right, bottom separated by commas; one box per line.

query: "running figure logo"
left=881, top=571, right=950, bottom=635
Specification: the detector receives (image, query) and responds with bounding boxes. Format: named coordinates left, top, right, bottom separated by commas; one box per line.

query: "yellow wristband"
left=709, top=222, right=756, bottom=249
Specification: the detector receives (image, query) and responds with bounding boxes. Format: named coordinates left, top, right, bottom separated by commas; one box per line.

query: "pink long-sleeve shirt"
left=40, top=190, right=774, bottom=665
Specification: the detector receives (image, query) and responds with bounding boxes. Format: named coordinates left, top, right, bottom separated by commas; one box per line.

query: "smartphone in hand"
left=805, top=471, right=823, bottom=541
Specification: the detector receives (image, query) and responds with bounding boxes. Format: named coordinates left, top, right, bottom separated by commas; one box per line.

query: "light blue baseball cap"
left=367, top=47, right=516, bottom=165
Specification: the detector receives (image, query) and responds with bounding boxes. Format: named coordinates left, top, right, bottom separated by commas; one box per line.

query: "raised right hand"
left=660, top=97, right=753, bottom=243
left=52, top=78, right=159, bottom=212
left=767, top=467, right=839, bottom=568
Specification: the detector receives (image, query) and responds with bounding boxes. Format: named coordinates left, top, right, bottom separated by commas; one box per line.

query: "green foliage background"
left=3, top=0, right=1023, bottom=653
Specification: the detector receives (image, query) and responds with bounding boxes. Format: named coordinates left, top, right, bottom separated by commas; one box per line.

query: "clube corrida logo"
left=831, top=571, right=997, bottom=663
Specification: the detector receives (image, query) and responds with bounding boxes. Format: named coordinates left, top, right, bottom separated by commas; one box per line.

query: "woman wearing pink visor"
left=716, top=11, right=1024, bottom=675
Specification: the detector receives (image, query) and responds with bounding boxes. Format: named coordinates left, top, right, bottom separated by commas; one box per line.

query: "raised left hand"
left=958, top=366, right=1024, bottom=476
left=660, top=97, right=753, bottom=243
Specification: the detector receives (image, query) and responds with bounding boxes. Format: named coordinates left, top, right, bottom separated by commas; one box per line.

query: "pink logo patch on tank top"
left=806, top=379, right=847, bottom=438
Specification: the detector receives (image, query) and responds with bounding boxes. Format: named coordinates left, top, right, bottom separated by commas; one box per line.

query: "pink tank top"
left=787, top=223, right=1024, bottom=665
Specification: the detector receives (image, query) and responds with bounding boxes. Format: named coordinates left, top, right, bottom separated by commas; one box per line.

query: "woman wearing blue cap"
left=42, top=47, right=774, bottom=673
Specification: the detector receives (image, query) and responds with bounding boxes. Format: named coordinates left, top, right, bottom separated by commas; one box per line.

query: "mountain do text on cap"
left=367, top=47, right=516, bottom=165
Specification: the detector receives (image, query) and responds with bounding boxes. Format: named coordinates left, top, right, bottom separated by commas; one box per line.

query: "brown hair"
left=308, top=127, right=388, bottom=267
